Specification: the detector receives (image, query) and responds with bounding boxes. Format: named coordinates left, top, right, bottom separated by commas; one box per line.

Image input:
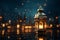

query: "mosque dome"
left=34, top=6, right=47, bottom=18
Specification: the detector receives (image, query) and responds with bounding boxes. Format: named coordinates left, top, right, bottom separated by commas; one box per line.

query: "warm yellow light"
left=39, top=25, right=43, bottom=29
left=7, top=26, right=11, bottom=29
left=28, top=26, right=32, bottom=28
left=25, top=26, right=31, bottom=29
left=25, top=29, right=28, bottom=33
left=2, top=24, right=5, bottom=27
left=44, top=23, right=47, bottom=29
left=25, top=26, right=28, bottom=28
left=17, top=29, right=20, bottom=35
left=50, top=24, right=53, bottom=28
left=2, top=30, right=5, bottom=35
left=17, top=24, right=20, bottom=28
left=39, top=21, right=44, bottom=29
left=39, top=38, right=44, bottom=40
left=20, top=20, right=22, bottom=22
left=25, top=26, right=28, bottom=33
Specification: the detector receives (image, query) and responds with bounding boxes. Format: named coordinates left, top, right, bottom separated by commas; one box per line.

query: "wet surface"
left=0, top=28, right=60, bottom=40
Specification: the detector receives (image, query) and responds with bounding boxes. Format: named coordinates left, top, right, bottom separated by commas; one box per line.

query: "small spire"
left=37, top=5, right=44, bottom=11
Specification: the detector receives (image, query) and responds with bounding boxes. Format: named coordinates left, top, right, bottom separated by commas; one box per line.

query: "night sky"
left=0, top=0, right=60, bottom=22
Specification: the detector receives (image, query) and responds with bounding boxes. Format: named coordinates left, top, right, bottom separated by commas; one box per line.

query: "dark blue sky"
left=0, top=0, right=60, bottom=21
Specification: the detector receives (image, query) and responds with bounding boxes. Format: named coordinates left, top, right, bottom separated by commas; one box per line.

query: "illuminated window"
left=2, top=23, right=5, bottom=27
left=17, top=24, right=20, bottom=29
left=44, top=23, right=47, bottom=29
left=24, top=26, right=32, bottom=33
left=39, top=21, right=43, bottom=29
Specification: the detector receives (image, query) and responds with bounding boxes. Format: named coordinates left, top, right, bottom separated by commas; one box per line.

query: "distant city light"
left=56, top=25, right=59, bottom=27
left=17, top=29, right=20, bottom=35
left=8, top=20, right=11, bottom=24
left=8, top=36, right=10, bottom=39
left=17, top=24, right=20, bottom=29
left=7, top=26, right=11, bottom=29
left=50, top=24, right=53, bottom=28
left=19, top=20, right=22, bottom=22
left=2, top=23, right=5, bottom=27
left=56, top=16, right=58, bottom=19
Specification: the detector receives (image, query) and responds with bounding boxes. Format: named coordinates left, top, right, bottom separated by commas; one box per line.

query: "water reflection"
left=38, top=37, right=44, bottom=40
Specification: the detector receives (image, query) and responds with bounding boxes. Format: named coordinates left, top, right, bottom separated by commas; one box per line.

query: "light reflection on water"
left=38, top=37, right=44, bottom=40
left=0, top=28, right=60, bottom=40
